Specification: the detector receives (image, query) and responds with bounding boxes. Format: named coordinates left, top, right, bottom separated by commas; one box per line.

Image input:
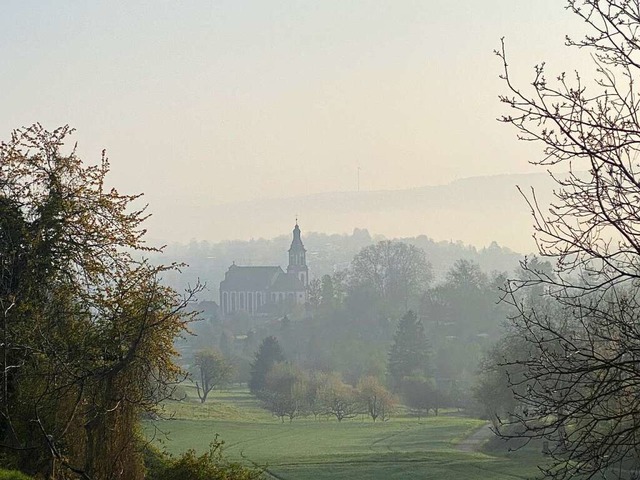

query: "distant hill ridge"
left=146, top=172, right=555, bottom=254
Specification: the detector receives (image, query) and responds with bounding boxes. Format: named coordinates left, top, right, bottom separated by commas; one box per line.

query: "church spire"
left=287, top=222, right=308, bottom=286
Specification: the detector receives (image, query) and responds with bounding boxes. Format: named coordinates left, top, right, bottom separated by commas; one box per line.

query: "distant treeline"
left=180, top=237, right=522, bottom=421
left=153, top=228, right=523, bottom=302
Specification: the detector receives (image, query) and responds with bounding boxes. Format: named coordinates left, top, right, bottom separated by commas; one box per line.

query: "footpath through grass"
left=145, top=387, right=542, bottom=480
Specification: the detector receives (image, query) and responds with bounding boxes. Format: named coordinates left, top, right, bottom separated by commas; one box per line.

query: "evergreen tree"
left=248, top=336, right=285, bottom=394
left=387, top=310, right=430, bottom=391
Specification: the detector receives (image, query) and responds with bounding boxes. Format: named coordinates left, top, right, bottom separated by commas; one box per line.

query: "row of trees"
left=243, top=310, right=448, bottom=422
left=189, top=240, right=509, bottom=426
left=187, top=229, right=509, bottom=415
left=264, top=365, right=396, bottom=423
left=248, top=337, right=396, bottom=422
left=297, top=253, right=506, bottom=391
left=190, top=326, right=438, bottom=423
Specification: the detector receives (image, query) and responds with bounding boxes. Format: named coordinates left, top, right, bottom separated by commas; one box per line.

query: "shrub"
left=0, top=470, right=32, bottom=480
left=144, top=437, right=263, bottom=480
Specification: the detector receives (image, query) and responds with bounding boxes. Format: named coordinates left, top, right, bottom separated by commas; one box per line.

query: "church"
left=219, top=223, right=309, bottom=317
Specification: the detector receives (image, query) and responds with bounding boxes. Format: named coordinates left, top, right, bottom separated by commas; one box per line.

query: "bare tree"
left=497, top=2, right=640, bottom=478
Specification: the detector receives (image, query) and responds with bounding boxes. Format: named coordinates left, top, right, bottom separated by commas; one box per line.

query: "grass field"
left=145, top=387, right=544, bottom=479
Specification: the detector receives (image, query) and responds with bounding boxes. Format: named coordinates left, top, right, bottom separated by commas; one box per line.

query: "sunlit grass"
left=145, top=386, right=544, bottom=480
left=0, top=470, right=32, bottom=480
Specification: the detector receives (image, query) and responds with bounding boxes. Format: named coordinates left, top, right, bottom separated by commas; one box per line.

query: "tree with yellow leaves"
left=0, top=125, right=199, bottom=479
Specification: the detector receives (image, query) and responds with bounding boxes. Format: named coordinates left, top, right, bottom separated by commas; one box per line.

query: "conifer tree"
left=387, top=310, right=430, bottom=391
left=248, top=336, right=285, bottom=394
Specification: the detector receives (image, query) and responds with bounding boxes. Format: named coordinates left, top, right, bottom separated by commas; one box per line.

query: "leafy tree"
left=248, top=336, right=285, bottom=394
left=307, top=277, right=322, bottom=309
left=424, top=260, right=500, bottom=339
left=262, top=362, right=308, bottom=422
left=357, top=376, right=396, bottom=422
left=320, top=274, right=336, bottom=305
left=421, top=261, right=507, bottom=406
left=474, top=333, right=535, bottom=428
left=305, top=371, right=329, bottom=420
left=387, top=310, right=430, bottom=391
left=194, top=350, right=234, bottom=403
left=0, top=125, right=197, bottom=479
left=496, top=2, right=640, bottom=477
left=318, top=373, right=360, bottom=422
left=400, top=376, right=441, bottom=418
left=308, top=272, right=347, bottom=313
left=329, top=337, right=387, bottom=386
left=348, top=240, right=432, bottom=314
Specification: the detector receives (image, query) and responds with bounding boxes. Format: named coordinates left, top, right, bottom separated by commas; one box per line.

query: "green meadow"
left=145, top=387, right=543, bottom=480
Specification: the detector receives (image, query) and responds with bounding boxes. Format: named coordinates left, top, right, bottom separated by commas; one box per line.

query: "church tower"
left=287, top=222, right=308, bottom=287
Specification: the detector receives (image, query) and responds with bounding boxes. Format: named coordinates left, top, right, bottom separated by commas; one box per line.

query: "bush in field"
left=144, top=439, right=263, bottom=480
left=0, top=471, right=32, bottom=480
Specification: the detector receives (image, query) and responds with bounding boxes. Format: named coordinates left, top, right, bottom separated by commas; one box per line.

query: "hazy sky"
left=0, top=2, right=590, bottom=247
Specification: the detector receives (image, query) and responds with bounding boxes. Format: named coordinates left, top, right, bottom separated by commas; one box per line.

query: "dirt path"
left=456, top=423, right=494, bottom=452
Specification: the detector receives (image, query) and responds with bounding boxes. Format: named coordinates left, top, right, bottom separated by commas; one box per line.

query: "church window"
left=231, top=292, right=236, bottom=311
left=223, top=292, right=228, bottom=313
left=240, top=292, right=245, bottom=309
left=248, top=292, right=253, bottom=313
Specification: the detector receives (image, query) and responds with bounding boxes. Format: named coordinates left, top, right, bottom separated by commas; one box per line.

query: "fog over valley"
left=149, top=172, right=555, bottom=254
left=2, top=2, right=639, bottom=480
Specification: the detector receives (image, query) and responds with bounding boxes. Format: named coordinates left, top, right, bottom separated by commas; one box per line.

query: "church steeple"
left=287, top=222, right=308, bottom=286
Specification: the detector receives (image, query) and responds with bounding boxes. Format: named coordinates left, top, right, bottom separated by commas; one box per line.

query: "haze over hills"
left=148, top=172, right=554, bottom=254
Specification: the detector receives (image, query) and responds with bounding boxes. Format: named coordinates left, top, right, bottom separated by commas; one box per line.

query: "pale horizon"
left=1, top=1, right=588, bottom=251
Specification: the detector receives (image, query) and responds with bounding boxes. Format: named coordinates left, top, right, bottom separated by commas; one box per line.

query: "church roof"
left=220, top=223, right=307, bottom=295
left=271, top=272, right=306, bottom=292
left=220, top=265, right=306, bottom=293
left=220, top=266, right=283, bottom=291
